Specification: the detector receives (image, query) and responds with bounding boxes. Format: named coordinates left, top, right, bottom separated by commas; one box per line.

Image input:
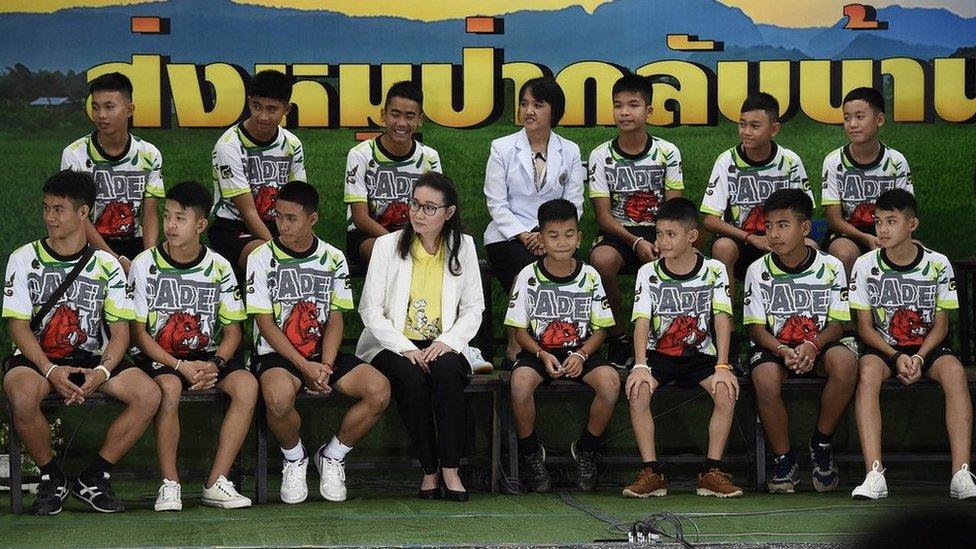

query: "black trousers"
left=371, top=341, right=470, bottom=474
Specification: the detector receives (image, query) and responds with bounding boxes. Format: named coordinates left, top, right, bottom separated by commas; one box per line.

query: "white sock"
left=322, top=436, right=353, bottom=461
left=281, top=440, right=305, bottom=462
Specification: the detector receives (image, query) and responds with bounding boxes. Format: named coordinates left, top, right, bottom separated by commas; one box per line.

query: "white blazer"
left=356, top=231, right=486, bottom=363
left=483, top=128, right=585, bottom=245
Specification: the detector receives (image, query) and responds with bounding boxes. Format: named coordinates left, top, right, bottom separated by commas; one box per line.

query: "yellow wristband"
left=714, top=364, right=732, bottom=371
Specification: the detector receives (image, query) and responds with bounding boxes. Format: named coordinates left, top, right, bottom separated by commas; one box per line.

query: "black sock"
left=776, top=451, right=796, bottom=464
left=518, top=432, right=539, bottom=456
left=39, top=459, right=64, bottom=481
left=702, top=458, right=722, bottom=474
left=642, top=461, right=660, bottom=474
left=577, top=428, right=602, bottom=453
left=82, top=454, right=114, bottom=479
left=811, top=429, right=833, bottom=446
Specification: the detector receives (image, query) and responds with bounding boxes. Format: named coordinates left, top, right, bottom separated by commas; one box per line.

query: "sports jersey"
left=821, top=143, right=913, bottom=229
left=700, top=143, right=812, bottom=234
left=504, top=260, right=615, bottom=350
left=743, top=249, right=850, bottom=344
left=2, top=239, right=133, bottom=359
left=245, top=237, right=353, bottom=359
left=343, top=137, right=441, bottom=232
left=632, top=254, right=732, bottom=357
left=128, top=244, right=245, bottom=359
left=849, top=245, right=957, bottom=347
left=212, top=123, right=306, bottom=226
left=60, top=132, right=165, bottom=240
left=586, top=134, right=683, bottom=227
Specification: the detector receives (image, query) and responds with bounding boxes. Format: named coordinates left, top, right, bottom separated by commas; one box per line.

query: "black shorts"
left=590, top=226, right=657, bottom=272
left=3, top=353, right=136, bottom=386
left=104, top=237, right=144, bottom=261
left=822, top=225, right=875, bottom=255
left=711, top=234, right=765, bottom=281
left=134, top=350, right=249, bottom=390
left=645, top=350, right=718, bottom=389
left=744, top=342, right=850, bottom=377
left=345, top=229, right=375, bottom=266
left=513, top=348, right=615, bottom=385
left=251, top=352, right=363, bottom=388
left=207, top=217, right=277, bottom=267
left=862, top=344, right=958, bottom=374
left=485, top=238, right=539, bottom=294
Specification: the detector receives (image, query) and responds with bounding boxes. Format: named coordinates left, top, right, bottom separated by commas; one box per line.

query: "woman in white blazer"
left=483, top=77, right=585, bottom=367
left=357, top=172, right=485, bottom=502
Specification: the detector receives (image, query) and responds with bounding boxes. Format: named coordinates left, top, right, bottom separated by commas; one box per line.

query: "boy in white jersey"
left=849, top=189, right=975, bottom=500
left=2, top=170, right=159, bottom=515
left=505, top=199, right=619, bottom=493
left=622, top=198, right=742, bottom=499
left=129, top=181, right=257, bottom=511
left=822, top=87, right=913, bottom=276
left=60, top=72, right=164, bottom=271
left=344, top=81, right=441, bottom=265
left=246, top=182, right=390, bottom=505
left=743, top=189, right=858, bottom=495
left=209, top=70, right=306, bottom=270
left=588, top=74, right=683, bottom=367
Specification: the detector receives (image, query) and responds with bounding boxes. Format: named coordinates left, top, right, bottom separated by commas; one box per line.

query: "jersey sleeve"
left=102, top=255, right=135, bottom=323
left=59, top=145, right=80, bottom=171
left=896, top=154, right=914, bottom=195
left=585, top=147, right=610, bottom=199
left=588, top=271, right=615, bottom=330
left=663, top=143, right=684, bottom=191
left=848, top=256, right=872, bottom=311
left=144, top=145, right=165, bottom=199
left=935, top=258, right=959, bottom=311
left=244, top=248, right=273, bottom=315
left=503, top=269, right=531, bottom=329
left=427, top=147, right=442, bottom=174
left=826, top=260, right=851, bottom=323
left=213, top=141, right=251, bottom=200
left=216, top=261, right=246, bottom=324
left=1, top=250, right=32, bottom=320
left=343, top=146, right=369, bottom=204
left=742, top=263, right=767, bottom=326
left=330, top=251, right=354, bottom=312
left=700, top=154, right=730, bottom=217
left=631, top=265, right=654, bottom=321
left=820, top=154, right=841, bottom=207
left=287, top=138, right=306, bottom=182
left=791, top=155, right=815, bottom=207
left=128, top=256, right=150, bottom=324
left=710, top=262, right=733, bottom=317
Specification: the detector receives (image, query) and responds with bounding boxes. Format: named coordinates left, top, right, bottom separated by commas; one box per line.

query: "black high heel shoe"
left=443, top=487, right=469, bottom=502
left=417, top=486, right=442, bottom=500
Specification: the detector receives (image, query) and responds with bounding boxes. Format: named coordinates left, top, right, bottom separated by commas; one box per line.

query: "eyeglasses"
left=408, top=198, right=448, bottom=216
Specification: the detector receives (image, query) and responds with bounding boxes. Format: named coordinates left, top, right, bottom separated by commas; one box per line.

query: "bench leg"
left=502, top=390, right=519, bottom=490
left=9, top=421, right=23, bottom=514
left=255, top=400, right=268, bottom=505
left=754, top=413, right=766, bottom=494
left=490, top=387, right=501, bottom=493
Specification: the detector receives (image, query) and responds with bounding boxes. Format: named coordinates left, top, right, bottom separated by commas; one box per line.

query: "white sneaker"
left=949, top=463, right=976, bottom=500
left=314, top=449, right=347, bottom=502
left=852, top=460, right=888, bottom=500
left=202, top=475, right=252, bottom=509
left=464, top=346, right=493, bottom=374
left=154, top=478, right=182, bottom=512
left=280, top=458, right=309, bottom=504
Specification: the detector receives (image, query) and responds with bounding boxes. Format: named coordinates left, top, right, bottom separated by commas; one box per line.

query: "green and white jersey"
left=504, top=260, right=614, bottom=350
left=2, top=240, right=133, bottom=359
left=821, top=143, right=913, bottom=229
left=128, top=245, right=244, bottom=359
left=633, top=255, right=732, bottom=358
left=212, top=123, right=306, bottom=226
left=60, top=132, right=165, bottom=240
left=743, top=249, right=850, bottom=344
left=700, top=143, right=812, bottom=234
left=586, top=134, right=683, bottom=227
left=344, top=137, right=441, bottom=232
left=245, top=238, right=353, bottom=359
left=849, top=246, right=957, bottom=347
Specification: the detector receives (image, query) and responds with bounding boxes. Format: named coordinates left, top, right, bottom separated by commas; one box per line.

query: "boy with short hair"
left=623, top=197, right=742, bottom=499
left=588, top=73, right=683, bottom=367
left=505, top=199, right=619, bottom=492
left=247, top=181, right=391, bottom=505
left=344, top=80, right=441, bottom=265
left=61, top=72, right=165, bottom=271
left=822, top=87, right=913, bottom=276
left=209, top=70, right=306, bottom=270
left=2, top=170, right=160, bottom=515
left=849, top=189, right=975, bottom=500
left=129, top=181, right=257, bottom=511
left=743, top=189, right=858, bottom=494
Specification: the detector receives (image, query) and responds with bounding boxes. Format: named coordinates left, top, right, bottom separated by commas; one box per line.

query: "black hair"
left=741, top=92, right=779, bottom=123
left=166, top=181, right=212, bottom=218
left=656, top=197, right=699, bottom=228
left=843, top=86, right=885, bottom=114
left=875, top=188, right=918, bottom=219
left=43, top=169, right=95, bottom=211
left=248, top=70, right=294, bottom=104
left=385, top=80, right=423, bottom=109
left=519, top=77, right=566, bottom=127
left=277, top=181, right=318, bottom=214
left=88, top=72, right=133, bottom=101
left=612, top=73, right=653, bottom=106
left=397, top=172, right=465, bottom=276
left=763, top=188, right=813, bottom=221
left=537, top=199, right=579, bottom=229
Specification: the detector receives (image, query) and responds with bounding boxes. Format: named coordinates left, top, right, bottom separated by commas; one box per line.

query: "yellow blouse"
left=404, top=238, right=444, bottom=340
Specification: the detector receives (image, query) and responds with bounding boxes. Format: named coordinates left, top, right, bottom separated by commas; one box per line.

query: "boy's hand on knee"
left=635, top=240, right=657, bottom=263
left=626, top=367, right=655, bottom=400
left=711, top=369, right=739, bottom=402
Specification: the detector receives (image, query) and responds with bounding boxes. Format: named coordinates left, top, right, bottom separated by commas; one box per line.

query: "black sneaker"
left=519, top=445, right=551, bottom=493
left=768, top=453, right=799, bottom=494
left=570, top=439, right=600, bottom=491
left=72, top=472, right=125, bottom=513
left=32, top=473, right=69, bottom=515
left=607, top=335, right=633, bottom=368
left=810, top=440, right=839, bottom=492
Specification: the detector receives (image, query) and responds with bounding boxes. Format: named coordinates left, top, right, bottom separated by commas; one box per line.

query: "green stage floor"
left=2, top=477, right=974, bottom=547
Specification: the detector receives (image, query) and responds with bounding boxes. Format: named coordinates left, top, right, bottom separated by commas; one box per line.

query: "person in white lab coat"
left=483, top=77, right=585, bottom=368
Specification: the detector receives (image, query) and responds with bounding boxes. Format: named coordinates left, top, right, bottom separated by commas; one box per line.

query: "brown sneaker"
left=696, top=468, right=744, bottom=498
left=622, top=467, right=667, bottom=498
